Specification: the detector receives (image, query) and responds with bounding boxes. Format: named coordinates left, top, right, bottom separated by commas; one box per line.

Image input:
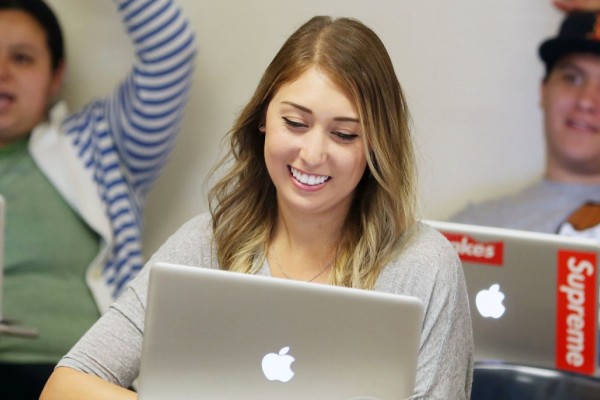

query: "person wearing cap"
left=451, top=9, right=600, bottom=242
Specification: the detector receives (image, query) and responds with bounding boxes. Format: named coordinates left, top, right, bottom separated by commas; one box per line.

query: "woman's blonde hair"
left=208, top=16, right=416, bottom=289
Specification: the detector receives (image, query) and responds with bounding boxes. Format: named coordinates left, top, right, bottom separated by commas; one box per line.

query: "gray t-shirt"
left=451, top=179, right=600, bottom=234
left=57, top=213, right=473, bottom=399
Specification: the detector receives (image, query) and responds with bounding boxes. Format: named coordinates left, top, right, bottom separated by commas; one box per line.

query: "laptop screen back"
left=138, top=262, right=425, bottom=400
left=426, top=220, right=599, bottom=377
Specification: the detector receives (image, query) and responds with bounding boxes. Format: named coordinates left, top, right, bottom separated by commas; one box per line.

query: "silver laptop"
left=425, top=220, right=599, bottom=377
left=137, top=261, right=424, bottom=400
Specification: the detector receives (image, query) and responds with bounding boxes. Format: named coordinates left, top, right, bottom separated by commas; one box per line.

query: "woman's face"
left=263, top=66, right=367, bottom=219
left=0, top=10, right=63, bottom=147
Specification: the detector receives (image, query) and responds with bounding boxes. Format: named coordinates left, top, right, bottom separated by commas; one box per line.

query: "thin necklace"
left=269, top=245, right=333, bottom=283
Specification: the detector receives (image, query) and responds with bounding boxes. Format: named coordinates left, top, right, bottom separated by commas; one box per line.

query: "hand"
left=40, top=368, right=137, bottom=400
left=554, top=0, right=600, bottom=12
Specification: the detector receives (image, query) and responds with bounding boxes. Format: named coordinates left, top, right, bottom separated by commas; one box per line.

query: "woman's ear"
left=259, top=122, right=266, bottom=133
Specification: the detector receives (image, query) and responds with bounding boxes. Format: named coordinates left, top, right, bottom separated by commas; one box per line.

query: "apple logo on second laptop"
left=261, top=346, right=295, bottom=382
left=475, top=284, right=506, bottom=319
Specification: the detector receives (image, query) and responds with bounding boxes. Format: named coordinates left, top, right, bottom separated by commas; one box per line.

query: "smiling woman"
left=262, top=66, right=367, bottom=241
left=41, top=15, right=472, bottom=400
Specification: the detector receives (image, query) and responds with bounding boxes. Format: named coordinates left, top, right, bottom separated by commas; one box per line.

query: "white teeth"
left=290, top=167, right=329, bottom=186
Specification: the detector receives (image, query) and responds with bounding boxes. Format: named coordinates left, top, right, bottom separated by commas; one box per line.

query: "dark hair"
left=0, top=0, right=64, bottom=71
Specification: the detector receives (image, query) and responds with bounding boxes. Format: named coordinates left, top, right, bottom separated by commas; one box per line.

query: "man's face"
left=541, top=53, right=600, bottom=183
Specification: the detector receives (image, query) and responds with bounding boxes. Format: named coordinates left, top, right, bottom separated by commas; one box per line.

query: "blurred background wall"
left=46, top=0, right=561, bottom=257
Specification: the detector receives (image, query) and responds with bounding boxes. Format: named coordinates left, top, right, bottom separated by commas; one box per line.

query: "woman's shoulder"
left=375, top=221, right=461, bottom=294
left=127, top=213, right=214, bottom=300
left=180, top=212, right=212, bottom=231
left=402, top=221, right=459, bottom=264
left=148, top=212, right=214, bottom=266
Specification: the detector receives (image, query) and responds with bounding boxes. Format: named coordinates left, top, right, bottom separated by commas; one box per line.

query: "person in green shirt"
left=0, top=0, right=196, bottom=398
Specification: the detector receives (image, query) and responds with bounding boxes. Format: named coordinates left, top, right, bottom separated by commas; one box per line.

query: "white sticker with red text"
left=441, top=232, right=504, bottom=266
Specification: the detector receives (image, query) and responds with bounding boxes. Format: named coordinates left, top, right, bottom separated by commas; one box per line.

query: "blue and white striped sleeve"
left=109, top=0, right=196, bottom=194
left=58, top=0, right=196, bottom=301
left=64, top=0, right=196, bottom=200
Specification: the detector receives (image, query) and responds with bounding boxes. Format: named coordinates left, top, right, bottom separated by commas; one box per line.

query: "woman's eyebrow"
left=280, top=101, right=359, bottom=123
left=281, top=101, right=312, bottom=113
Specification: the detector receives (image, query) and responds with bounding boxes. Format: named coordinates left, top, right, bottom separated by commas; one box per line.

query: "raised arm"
left=53, top=0, right=197, bottom=303
left=63, top=0, right=197, bottom=197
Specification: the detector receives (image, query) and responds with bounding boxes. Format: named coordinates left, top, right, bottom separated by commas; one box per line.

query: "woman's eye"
left=332, top=131, right=359, bottom=142
left=282, top=116, right=306, bottom=128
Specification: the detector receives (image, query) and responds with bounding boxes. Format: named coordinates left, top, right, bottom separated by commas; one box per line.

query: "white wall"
left=46, top=0, right=562, bottom=257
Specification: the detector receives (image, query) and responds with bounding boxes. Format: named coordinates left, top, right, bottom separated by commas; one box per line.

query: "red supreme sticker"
left=556, top=250, right=598, bottom=376
left=441, top=232, right=504, bottom=266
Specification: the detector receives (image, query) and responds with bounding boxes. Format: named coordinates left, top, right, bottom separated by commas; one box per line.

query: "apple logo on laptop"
left=261, top=346, right=295, bottom=382
left=475, top=284, right=506, bottom=319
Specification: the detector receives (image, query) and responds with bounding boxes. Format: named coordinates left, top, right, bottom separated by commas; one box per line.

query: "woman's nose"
left=298, top=129, right=327, bottom=167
